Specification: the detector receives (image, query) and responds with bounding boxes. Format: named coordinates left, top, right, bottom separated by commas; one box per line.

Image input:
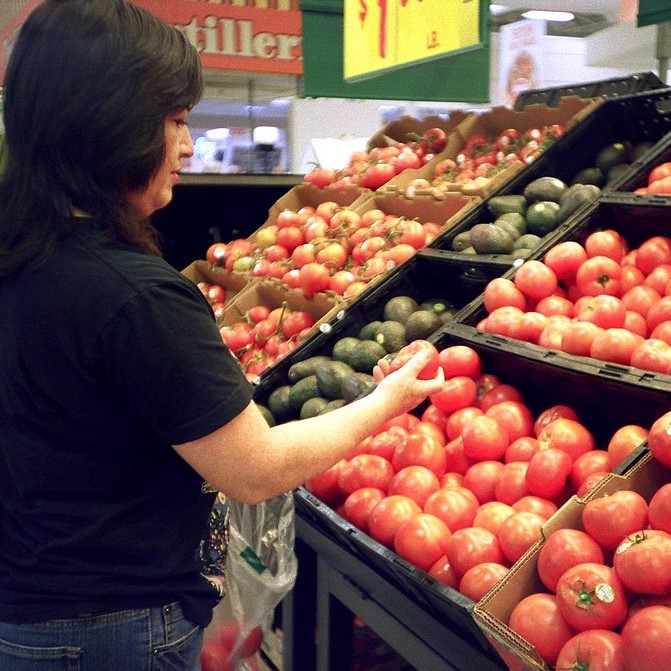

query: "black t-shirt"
left=0, top=223, right=254, bottom=626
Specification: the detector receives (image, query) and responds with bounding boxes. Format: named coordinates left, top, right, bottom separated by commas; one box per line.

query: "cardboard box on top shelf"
left=366, top=109, right=472, bottom=150
left=181, top=259, right=257, bottom=305
left=379, top=96, right=603, bottom=201
left=473, top=447, right=671, bottom=671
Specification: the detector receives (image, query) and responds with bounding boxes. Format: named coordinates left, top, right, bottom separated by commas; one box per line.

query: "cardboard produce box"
left=181, top=259, right=257, bottom=305
left=473, top=449, right=671, bottom=671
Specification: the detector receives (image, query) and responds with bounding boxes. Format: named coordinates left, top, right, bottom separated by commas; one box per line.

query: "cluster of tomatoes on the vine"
left=305, top=344, right=649, bottom=608
left=198, top=287, right=315, bottom=380
left=206, top=202, right=441, bottom=300
left=633, top=160, right=671, bottom=196
left=302, top=126, right=448, bottom=192
left=479, top=229, right=671, bottom=373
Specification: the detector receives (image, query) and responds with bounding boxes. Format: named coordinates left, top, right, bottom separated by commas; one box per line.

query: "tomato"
left=508, top=593, right=577, bottom=665
left=388, top=339, right=440, bottom=380
left=394, top=513, right=452, bottom=571
left=577, top=472, right=610, bottom=498
left=305, top=460, right=347, bottom=505
left=428, top=554, right=458, bottom=588
left=343, top=487, right=386, bottom=532
left=424, top=486, right=479, bottom=532
left=443, top=436, right=475, bottom=475
left=622, top=606, right=671, bottom=671
left=446, top=526, right=505, bottom=578
left=461, top=415, right=509, bottom=461
left=576, top=256, right=622, bottom=296
left=620, top=264, right=646, bottom=293
left=413, top=420, right=446, bottom=447
left=622, top=285, right=661, bottom=318
left=537, top=528, right=605, bottom=592
left=525, top=448, right=573, bottom=501
left=504, top=436, right=540, bottom=463
left=576, top=295, right=627, bottom=329
left=644, top=263, right=671, bottom=295
left=437, top=345, right=482, bottom=379
left=494, top=461, right=530, bottom=506
left=485, top=401, right=534, bottom=442
left=647, top=410, right=671, bottom=468
left=544, top=241, right=588, bottom=285
left=514, top=260, right=558, bottom=300
left=479, top=383, right=524, bottom=412
left=463, top=461, right=505, bottom=505
left=422, top=127, right=447, bottom=153
left=556, top=630, right=625, bottom=671
left=367, top=495, right=422, bottom=548
left=585, top=230, right=627, bottom=262
left=512, top=495, right=557, bottom=520
left=651, top=319, right=671, bottom=344
left=582, top=490, right=649, bottom=552
left=561, top=321, right=605, bottom=356
left=200, top=641, right=234, bottom=671
left=570, top=450, right=611, bottom=490
left=607, top=424, right=648, bottom=470
left=392, top=432, right=447, bottom=477
left=535, top=296, right=575, bottom=321
left=631, top=338, right=671, bottom=372
left=367, top=428, right=407, bottom=461
left=429, top=376, right=477, bottom=415
left=649, top=483, right=671, bottom=534
left=614, top=529, right=671, bottom=595
left=483, top=277, right=527, bottom=313
left=648, top=161, right=671, bottom=183
left=388, top=465, right=440, bottom=508
left=556, top=562, right=628, bottom=631
left=537, top=418, right=595, bottom=461
left=338, top=455, right=394, bottom=496
left=298, top=262, right=330, bottom=298
left=636, top=235, right=671, bottom=275
left=304, top=167, right=336, bottom=188
left=498, top=511, right=545, bottom=564
left=624, top=310, right=650, bottom=338
left=281, top=310, right=315, bottom=338
left=440, top=472, right=465, bottom=488
left=538, top=317, right=573, bottom=350
left=459, top=562, right=509, bottom=602
left=533, top=405, right=580, bottom=437
left=206, top=242, right=228, bottom=267
left=646, top=295, right=671, bottom=332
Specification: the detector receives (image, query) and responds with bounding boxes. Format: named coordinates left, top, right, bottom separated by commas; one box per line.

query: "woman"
left=0, top=1, right=443, bottom=669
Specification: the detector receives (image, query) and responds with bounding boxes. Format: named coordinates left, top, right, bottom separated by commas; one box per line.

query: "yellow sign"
left=344, top=0, right=481, bottom=81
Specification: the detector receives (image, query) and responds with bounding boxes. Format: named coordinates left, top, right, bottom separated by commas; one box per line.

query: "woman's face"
left=126, top=109, right=194, bottom=218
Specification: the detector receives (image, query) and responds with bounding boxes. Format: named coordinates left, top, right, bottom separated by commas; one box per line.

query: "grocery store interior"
left=3, top=1, right=671, bottom=670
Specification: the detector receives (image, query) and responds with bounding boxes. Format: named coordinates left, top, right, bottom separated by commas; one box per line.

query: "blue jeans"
left=0, top=601, right=203, bottom=671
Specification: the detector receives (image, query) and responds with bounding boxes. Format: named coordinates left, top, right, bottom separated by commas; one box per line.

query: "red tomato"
left=514, top=260, right=558, bottom=300
left=388, top=466, right=440, bottom=508
left=649, top=483, right=671, bottom=534
left=651, top=319, right=671, bottom=344
left=556, top=562, right=628, bottom=631
left=338, top=455, right=394, bottom=496
left=437, top=345, right=482, bottom=379
left=483, top=278, right=527, bottom=313
left=494, top=461, right=530, bottom=506
left=511, top=495, right=557, bottom=519
left=585, top=230, right=627, bottom=262
left=343, top=487, right=386, bottom=532
left=533, top=405, right=579, bottom=437
left=304, top=167, right=336, bottom=188
left=392, top=432, right=447, bottom=477
left=498, top=511, right=545, bottom=564
left=525, top=448, right=573, bottom=501
left=561, top=321, right=605, bottom=356
left=298, top=262, right=330, bottom=298
left=607, top=424, right=648, bottom=470
left=367, top=495, right=422, bottom=548
left=555, top=630, right=625, bottom=671
left=445, top=407, right=484, bottom=441
left=535, top=295, right=574, bottom=319
left=631, top=338, right=671, bottom=372
left=463, top=461, right=505, bottom=504
left=577, top=472, right=610, bottom=498
left=615, top=528, right=671, bottom=595
left=388, top=340, right=440, bottom=380
left=413, top=420, right=446, bottom=447
left=443, top=436, right=475, bottom=475
left=620, top=264, right=645, bottom=293
left=537, top=418, right=595, bottom=461
left=305, top=459, right=347, bottom=505
left=636, top=235, right=671, bottom=275
left=508, top=593, right=577, bottom=665
left=643, top=263, right=671, bottom=295
left=544, top=241, right=588, bottom=285
left=648, top=161, right=671, bottom=183
left=479, top=384, right=524, bottom=412
left=504, top=436, right=540, bottom=463
left=537, top=528, right=605, bottom=592
left=424, top=486, right=479, bottom=532
left=473, top=501, right=515, bottom=536
left=428, top=554, right=458, bottom=588
left=394, top=513, right=452, bottom=571
left=646, top=296, right=671, bottom=332
left=485, top=401, right=534, bottom=442
left=576, top=256, right=622, bottom=296
left=621, top=607, right=671, bottom=671
left=621, top=284, right=661, bottom=318
left=429, top=376, right=477, bottom=415
left=206, top=242, right=228, bottom=267
left=461, top=415, right=509, bottom=461
left=459, top=562, right=509, bottom=602
left=446, top=526, right=505, bottom=578
left=576, top=295, right=627, bottom=329
left=440, top=472, right=465, bottom=488
left=647, top=410, right=671, bottom=468
left=624, top=310, right=650, bottom=338
left=200, top=642, right=234, bottom=671
left=570, top=450, right=612, bottom=490
left=582, top=490, right=649, bottom=552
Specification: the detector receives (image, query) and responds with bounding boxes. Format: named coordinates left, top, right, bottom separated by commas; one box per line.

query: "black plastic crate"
left=292, top=325, right=669, bottom=668
left=513, top=72, right=667, bottom=110
left=253, top=249, right=512, bottom=404
left=428, top=88, right=671, bottom=264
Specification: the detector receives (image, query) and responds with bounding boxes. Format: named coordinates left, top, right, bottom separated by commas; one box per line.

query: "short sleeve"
left=96, top=279, right=253, bottom=445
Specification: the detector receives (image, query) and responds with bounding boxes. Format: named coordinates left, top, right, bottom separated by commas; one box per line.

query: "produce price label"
left=344, top=0, right=481, bottom=81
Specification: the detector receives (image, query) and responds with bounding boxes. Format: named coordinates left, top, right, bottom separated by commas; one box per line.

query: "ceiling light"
left=253, top=126, right=280, bottom=145
left=489, top=4, right=510, bottom=15
left=522, top=10, right=575, bottom=22
left=205, top=127, right=230, bottom=141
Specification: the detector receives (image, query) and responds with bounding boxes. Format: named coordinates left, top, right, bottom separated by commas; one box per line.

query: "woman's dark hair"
left=0, top=0, right=203, bottom=274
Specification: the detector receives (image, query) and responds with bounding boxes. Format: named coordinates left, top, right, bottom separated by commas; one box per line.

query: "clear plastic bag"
left=225, top=491, right=297, bottom=652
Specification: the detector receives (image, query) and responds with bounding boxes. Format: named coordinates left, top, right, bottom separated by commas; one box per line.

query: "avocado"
left=319, top=398, right=348, bottom=414
left=383, top=295, right=419, bottom=324
left=288, top=375, right=321, bottom=411
left=405, top=310, right=444, bottom=341
left=628, top=141, right=655, bottom=163
left=358, top=320, right=383, bottom=341
left=287, top=355, right=332, bottom=384
left=514, top=233, right=542, bottom=251
left=451, top=230, right=473, bottom=252
left=341, top=373, right=376, bottom=402
left=595, top=142, right=630, bottom=174
left=557, top=184, right=601, bottom=223
left=267, top=385, right=294, bottom=423
left=418, top=298, right=454, bottom=317
left=348, top=340, right=388, bottom=374
left=315, top=359, right=357, bottom=400
left=331, top=336, right=360, bottom=365
left=469, top=223, right=515, bottom=255
left=512, top=248, right=533, bottom=260
left=571, top=167, right=605, bottom=188
left=493, top=219, right=522, bottom=241
left=525, top=201, right=561, bottom=236
left=495, top=212, right=528, bottom=235
left=487, top=194, right=527, bottom=217
left=606, top=163, right=631, bottom=186
left=300, top=396, right=330, bottom=419
left=523, top=176, right=568, bottom=203
left=375, top=320, right=408, bottom=353
left=257, top=403, right=276, bottom=427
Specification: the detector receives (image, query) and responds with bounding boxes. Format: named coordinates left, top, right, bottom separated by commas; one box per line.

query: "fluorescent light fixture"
left=522, top=10, right=574, bottom=22
left=205, top=127, right=230, bottom=141
left=489, top=4, right=510, bottom=15
left=253, top=126, right=279, bottom=145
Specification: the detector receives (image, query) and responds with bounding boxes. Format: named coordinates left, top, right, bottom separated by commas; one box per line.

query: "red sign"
left=1, top=0, right=303, bottom=83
